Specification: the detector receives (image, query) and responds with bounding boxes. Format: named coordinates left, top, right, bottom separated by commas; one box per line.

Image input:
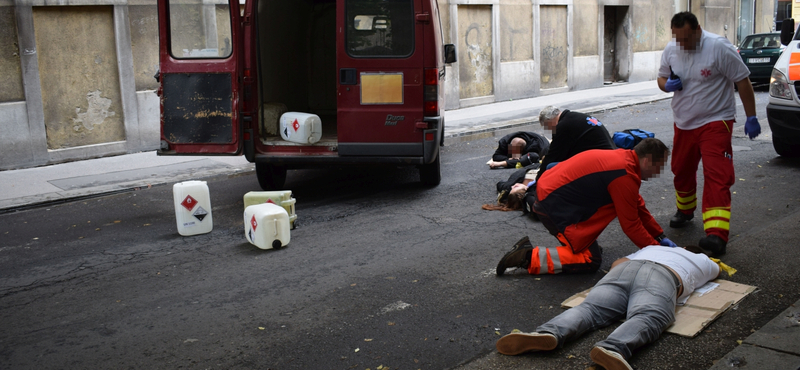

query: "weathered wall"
left=574, top=0, right=598, bottom=56
left=631, top=0, right=673, bottom=52
left=34, top=6, right=125, bottom=150
left=457, top=5, right=493, bottom=99
left=694, top=0, right=735, bottom=43
left=128, top=5, right=159, bottom=91
left=539, top=5, right=568, bottom=89
left=499, top=0, right=532, bottom=62
left=0, top=4, right=24, bottom=103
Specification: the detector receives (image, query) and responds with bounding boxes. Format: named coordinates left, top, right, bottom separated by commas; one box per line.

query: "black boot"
left=699, top=234, right=727, bottom=257
left=496, top=237, right=534, bottom=276
left=669, top=210, right=694, bottom=228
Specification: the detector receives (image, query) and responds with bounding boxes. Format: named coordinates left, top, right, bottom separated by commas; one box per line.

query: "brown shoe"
left=496, top=236, right=534, bottom=276
left=590, top=346, right=633, bottom=370
left=496, top=332, right=557, bottom=355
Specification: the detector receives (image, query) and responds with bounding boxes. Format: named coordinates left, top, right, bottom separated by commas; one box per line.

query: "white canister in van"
left=173, top=180, right=213, bottom=236
left=280, top=112, right=322, bottom=144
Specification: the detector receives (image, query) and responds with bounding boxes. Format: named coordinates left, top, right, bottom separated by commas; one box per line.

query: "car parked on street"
left=739, top=33, right=784, bottom=84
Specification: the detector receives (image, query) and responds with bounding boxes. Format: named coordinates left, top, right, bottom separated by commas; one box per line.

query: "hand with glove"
left=744, top=116, right=761, bottom=140
left=658, top=235, right=679, bottom=248
left=665, top=66, right=683, bottom=92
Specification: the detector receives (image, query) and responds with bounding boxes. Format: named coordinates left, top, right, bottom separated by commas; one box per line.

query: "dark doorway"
left=603, top=6, right=629, bottom=83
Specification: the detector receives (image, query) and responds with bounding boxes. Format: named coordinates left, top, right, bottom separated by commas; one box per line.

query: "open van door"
left=156, top=0, right=242, bottom=155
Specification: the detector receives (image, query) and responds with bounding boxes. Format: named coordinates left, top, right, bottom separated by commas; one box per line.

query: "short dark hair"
left=671, top=12, right=699, bottom=30
left=633, top=138, right=670, bottom=164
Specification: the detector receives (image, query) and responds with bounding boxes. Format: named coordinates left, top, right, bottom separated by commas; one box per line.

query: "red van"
left=156, top=0, right=456, bottom=189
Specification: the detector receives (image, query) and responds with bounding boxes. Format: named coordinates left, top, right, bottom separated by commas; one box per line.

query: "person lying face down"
left=488, top=132, right=550, bottom=169
left=496, top=244, right=722, bottom=370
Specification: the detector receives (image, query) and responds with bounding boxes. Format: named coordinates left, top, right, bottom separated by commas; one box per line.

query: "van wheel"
left=419, top=153, right=441, bottom=186
left=256, top=163, right=287, bottom=190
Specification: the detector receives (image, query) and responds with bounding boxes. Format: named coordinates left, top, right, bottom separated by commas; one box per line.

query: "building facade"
left=0, top=0, right=775, bottom=170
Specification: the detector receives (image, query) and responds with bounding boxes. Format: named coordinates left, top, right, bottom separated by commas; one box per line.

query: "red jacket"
left=536, top=149, right=663, bottom=249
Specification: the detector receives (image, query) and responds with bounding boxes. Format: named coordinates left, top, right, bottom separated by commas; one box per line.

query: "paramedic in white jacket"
left=496, top=245, right=721, bottom=370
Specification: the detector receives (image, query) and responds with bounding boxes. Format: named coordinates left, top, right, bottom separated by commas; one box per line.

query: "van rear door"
left=156, top=0, right=242, bottom=155
left=336, top=0, right=425, bottom=156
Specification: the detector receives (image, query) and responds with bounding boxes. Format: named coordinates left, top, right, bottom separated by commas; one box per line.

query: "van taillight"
left=424, top=68, right=438, bottom=116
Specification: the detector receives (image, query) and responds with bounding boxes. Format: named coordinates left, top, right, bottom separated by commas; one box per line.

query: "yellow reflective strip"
left=675, top=191, right=696, bottom=203
left=704, top=220, right=730, bottom=231
left=677, top=200, right=697, bottom=210
left=703, top=209, right=731, bottom=220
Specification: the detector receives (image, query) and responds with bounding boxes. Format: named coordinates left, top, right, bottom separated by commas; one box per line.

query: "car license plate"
left=748, top=57, right=770, bottom=63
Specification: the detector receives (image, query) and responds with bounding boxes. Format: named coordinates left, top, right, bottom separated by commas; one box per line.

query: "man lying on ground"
left=496, top=244, right=721, bottom=370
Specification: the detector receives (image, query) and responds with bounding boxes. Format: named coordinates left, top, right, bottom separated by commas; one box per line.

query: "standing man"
left=658, top=11, right=761, bottom=257
left=496, top=138, right=677, bottom=276
left=488, top=131, right=550, bottom=169
left=496, top=245, right=721, bottom=370
left=536, top=106, right=617, bottom=181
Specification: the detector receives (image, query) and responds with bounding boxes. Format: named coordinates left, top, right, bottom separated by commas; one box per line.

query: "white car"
left=767, top=23, right=800, bottom=156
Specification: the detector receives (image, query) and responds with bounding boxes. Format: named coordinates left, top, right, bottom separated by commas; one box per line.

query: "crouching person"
left=496, top=245, right=721, bottom=370
left=497, top=138, right=676, bottom=276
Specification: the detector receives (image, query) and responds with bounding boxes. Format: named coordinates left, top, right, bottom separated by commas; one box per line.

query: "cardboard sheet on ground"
left=561, top=279, right=757, bottom=337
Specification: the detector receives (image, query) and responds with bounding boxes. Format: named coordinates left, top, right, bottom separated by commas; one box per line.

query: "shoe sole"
left=496, top=237, right=530, bottom=276
left=590, top=347, right=633, bottom=370
left=496, top=333, right=557, bottom=355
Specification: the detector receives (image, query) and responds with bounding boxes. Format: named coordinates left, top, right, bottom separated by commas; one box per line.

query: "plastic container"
left=173, top=180, right=213, bottom=236
left=243, top=190, right=297, bottom=229
left=244, top=203, right=291, bottom=249
left=280, top=112, right=322, bottom=144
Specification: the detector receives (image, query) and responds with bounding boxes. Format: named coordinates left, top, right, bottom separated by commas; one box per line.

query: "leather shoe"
left=496, top=236, right=534, bottom=276
left=699, top=234, right=727, bottom=257
left=669, top=210, right=694, bottom=228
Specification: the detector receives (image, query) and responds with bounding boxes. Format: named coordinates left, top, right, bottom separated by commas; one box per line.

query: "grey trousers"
left=536, top=260, right=678, bottom=360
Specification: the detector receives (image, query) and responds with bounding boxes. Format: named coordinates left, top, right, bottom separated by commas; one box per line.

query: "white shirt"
left=626, top=246, right=720, bottom=305
left=659, top=30, right=751, bottom=130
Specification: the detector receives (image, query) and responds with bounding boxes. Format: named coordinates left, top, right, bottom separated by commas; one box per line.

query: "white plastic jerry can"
left=243, top=190, right=297, bottom=229
left=280, top=112, right=322, bottom=144
left=244, top=203, right=291, bottom=250
left=173, top=180, right=213, bottom=236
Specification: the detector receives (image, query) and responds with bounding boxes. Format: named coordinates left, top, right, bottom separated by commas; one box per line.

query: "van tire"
left=256, top=163, right=287, bottom=190
left=419, top=152, right=441, bottom=186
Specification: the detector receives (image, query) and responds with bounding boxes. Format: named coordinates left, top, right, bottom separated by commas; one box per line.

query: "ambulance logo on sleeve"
left=586, top=117, right=602, bottom=126
left=181, top=195, right=197, bottom=211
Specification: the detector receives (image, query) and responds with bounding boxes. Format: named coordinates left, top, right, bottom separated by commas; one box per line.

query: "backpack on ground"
left=612, top=129, right=655, bottom=149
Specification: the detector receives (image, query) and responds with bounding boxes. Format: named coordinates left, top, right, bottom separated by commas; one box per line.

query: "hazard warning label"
left=250, top=215, right=258, bottom=231
left=193, top=206, right=208, bottom=222
left=292, top=119, right=300, bottom=131
left=181, top=195, right=198, bottom=211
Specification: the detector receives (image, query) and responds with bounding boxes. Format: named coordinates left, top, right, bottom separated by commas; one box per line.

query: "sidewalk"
left=1, top=80, right=797, bottom=369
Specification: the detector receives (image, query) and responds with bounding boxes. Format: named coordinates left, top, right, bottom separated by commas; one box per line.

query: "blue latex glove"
left=664, top=76, right=683, bottom=92
left=744, top=116, right=761, bottom=139
left=526, top=180, right=536, bottom=187
left=660, top=237, right=679, bottom=248
left=546, top=162, right=559, bottom=170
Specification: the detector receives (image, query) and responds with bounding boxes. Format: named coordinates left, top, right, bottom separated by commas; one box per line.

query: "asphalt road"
left=2, top=90, right=799, bottom=370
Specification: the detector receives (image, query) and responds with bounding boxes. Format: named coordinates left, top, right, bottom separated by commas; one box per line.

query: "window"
left=740, top=34, right=781, bottom=50
left=346, top=0, right=414, bottom=57
left=169, top=0, right=232, bottom=59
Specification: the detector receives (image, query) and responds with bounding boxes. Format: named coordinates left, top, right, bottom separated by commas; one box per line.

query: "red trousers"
left=526, top=242, right=601, bottom=275
left=672, top=121, right=735, bottom=241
